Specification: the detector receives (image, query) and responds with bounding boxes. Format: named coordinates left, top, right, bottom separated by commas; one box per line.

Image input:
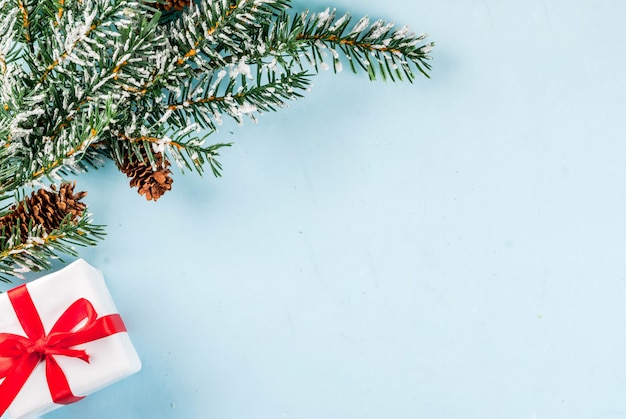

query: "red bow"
left=0, top=284, right=127, bottom=416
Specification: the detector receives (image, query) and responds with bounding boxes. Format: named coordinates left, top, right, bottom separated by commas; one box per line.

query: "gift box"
left=0, top=259, right=141, bottom=418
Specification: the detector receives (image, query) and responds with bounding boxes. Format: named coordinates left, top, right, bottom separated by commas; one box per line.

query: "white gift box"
left=0, top=259, right=141, bottom=419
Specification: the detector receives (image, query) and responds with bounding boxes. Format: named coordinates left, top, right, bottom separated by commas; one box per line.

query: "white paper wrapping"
left=0, top=259, right=141, bottom=419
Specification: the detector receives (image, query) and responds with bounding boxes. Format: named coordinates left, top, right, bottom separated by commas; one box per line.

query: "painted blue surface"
left=7, top=1, right=626, bottom=418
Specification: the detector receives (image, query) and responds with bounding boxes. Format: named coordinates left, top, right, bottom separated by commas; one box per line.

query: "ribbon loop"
left=0, top=284, right=127, bottom=416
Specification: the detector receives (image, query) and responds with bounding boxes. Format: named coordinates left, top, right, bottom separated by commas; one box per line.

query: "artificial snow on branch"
left=0, top=0, right=434, bottom=282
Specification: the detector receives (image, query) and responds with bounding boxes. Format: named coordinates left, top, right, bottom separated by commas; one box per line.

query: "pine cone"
left=0, top=183, right=87, bottom=240
left=118, top=149, right=173, bottom=201
left=154, top=0, right=190, bottom=11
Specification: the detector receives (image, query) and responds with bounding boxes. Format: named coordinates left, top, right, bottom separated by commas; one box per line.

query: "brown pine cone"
left=0, top=183, right=87, bottom=240
left=154, top=0, right=190, bottom=11
left=118, top=148, right=173, bottom=201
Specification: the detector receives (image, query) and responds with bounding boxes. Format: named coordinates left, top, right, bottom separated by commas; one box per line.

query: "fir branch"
left=0, top=0, right=435, bottom=280
left=164, top=138, right=231, bottom=176
left=0, top=212, right=104, bottom=282
left=164, top=66, right=311, bottom=131
left=0, top=97, right=118, bottom=193
left=31, top=0, right=133, bottom=82
left=0, top=1, right=164, bottom=192
left=164, top=0, right=289, bottom=72
left=0, top=182, right=104, bottom=282
left=108, top=127, right=231, bottom=176
left=249, top=8, right=434, bottom=81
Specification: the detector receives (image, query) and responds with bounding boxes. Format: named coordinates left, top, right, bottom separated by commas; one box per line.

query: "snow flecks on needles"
left=63, top=9, right=97, bottom=55
left=367, top=20, right=395, bottom=41
left=329, top=14, right=347, bottom=32
left=316, top=8, right=332, bottom=28
left=350, top=16, right=370, bottom=36
left=230, top=58, right=253, bottom=79
left=0, top=0, right=433, bottom=189
left=151, top=136, right=172, bottom=154
left=0, top=0, right=435, bottom=280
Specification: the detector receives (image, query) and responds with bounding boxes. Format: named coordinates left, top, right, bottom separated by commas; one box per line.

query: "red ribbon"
left=0, top=284, right=127, bottom=416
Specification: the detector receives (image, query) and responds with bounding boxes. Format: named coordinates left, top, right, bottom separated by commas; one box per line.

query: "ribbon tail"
left=45, top=356, right=84, bottom=405
left=0, top=354, right=40, bottom=416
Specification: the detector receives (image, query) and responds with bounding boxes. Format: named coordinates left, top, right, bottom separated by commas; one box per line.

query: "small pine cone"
left=0, top=183, right=87, bottom=240
left=118, top=149, right=173, bottom=201
left=154, top=0, right=190, bottom=11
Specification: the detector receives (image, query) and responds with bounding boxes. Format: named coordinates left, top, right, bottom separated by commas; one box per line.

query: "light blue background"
left=5, top=0, right=626, bottom=418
